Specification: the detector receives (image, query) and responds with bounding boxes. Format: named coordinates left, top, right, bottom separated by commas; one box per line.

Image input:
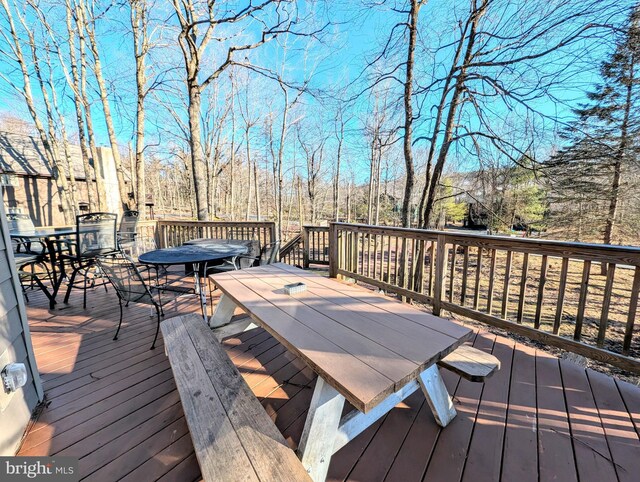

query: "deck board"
left=461, top=335, right=514, bottom=482
left=16, top=278, right=640, bottom=481
left=536, top=351, right=578, bottom=482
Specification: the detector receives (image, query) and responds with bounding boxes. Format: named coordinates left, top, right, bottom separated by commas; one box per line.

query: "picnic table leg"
left=298, top=377, right=345, bottom=482
left=418, top=364, right=457, bottom=427
left=209, top=294, right=237, bottom=328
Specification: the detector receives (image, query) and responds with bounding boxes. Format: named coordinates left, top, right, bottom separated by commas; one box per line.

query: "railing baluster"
left=394, top=236, right=400, bottom=284
left=534, top=255, right=548, bottom=329
left=487, top=248, right=497, bottom=315
left=407, top=237, right=415, bottom=292
left=553, top=257, right=569, bottom=334
left=417, top=239, right=426, bottom=294
left=385, top=235, right=391, bottom=283
left=597, top=263, right=616, bottom=347
left=501, top=251, right=513, bottom=319
left=429, top=241, right=435, bottom=297
left=574, top=260, right=591, bottom=341
left=517, top=253, right=529, bottom=323
left=460, top=245, right=469, bottom=306
left=373, top=234, right=379, bottom=280
left=433, top=234, right=446, bottom=316
left=448, top=244, right=457, bottom=303
left=473, top=247, right=483, bottom=310
left=624, top=267, right=640, bottom=355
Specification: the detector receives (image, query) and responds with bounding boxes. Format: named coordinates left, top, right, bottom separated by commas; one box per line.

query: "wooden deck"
left=18, top=278, right=640, bottom=481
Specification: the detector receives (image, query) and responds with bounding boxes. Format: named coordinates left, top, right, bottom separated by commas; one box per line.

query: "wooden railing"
left=156, top=220, right=276, bottom=249
left=278, top=226, right=330, bottom=268
left=302, top=226, right=330, bottom=267
left=329, top=222, right=640, bottom=374
left=280, top=234, right=303, bottom=266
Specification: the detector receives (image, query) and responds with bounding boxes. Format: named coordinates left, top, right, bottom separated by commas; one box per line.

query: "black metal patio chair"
left=96, top=252, right=195, bottom=349
left=206, top=240, right=280, bottom=275
left=12, top=239, right=51, bottom=302
left=60, top=212, right=119, bottom=309
left=117, top=210, right=139, bottom=256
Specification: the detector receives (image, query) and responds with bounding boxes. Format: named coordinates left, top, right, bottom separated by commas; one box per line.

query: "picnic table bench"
left=160, top=314, right=310, bottom=482
left=206, top=263, right=499, bottom=481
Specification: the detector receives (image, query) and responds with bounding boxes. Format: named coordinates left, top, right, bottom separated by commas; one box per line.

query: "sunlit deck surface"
left=18, top=276, right=640, bottom=482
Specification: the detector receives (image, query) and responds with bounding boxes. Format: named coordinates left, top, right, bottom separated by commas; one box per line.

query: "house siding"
left=0, top=198, right=43, bottom=455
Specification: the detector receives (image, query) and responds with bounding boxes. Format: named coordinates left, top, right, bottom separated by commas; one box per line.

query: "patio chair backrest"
left=7, top=213, right=35, bottom=232
left=76, top=212, right=118, bottom=258
left=96, top=253, right=156, bottom=306
left=119, top=210, right=139, bottom=235
left=259, top=241, right=280, bottom=266
left=235, top=240, right=261, bottom=269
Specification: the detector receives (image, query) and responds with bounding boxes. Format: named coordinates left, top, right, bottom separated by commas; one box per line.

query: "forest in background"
left=0, top=0, right=638, bottom=244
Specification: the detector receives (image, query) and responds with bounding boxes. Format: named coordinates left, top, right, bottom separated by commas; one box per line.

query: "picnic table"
left=209, top=263, right=474, bottom=481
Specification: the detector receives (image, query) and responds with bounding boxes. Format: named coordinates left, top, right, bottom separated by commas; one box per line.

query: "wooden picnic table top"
left=210, top=263, right=473, bottom=412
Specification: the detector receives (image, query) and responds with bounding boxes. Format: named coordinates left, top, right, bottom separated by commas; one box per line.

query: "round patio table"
left=138, top=243, right=249, bottom=320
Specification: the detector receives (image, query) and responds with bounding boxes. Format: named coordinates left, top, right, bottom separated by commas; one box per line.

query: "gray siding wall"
left=0, top=198, right=43, bottom=455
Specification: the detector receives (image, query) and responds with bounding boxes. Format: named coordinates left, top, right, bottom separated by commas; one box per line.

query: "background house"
left=0, top=131, right=124, bottom=226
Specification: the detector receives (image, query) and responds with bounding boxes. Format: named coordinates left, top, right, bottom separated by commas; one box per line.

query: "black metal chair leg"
left=83, top=269, right=89, bottom=309
left=150, top=307, right=160, bottom=350
left=64, top=267, right=78, bottom=303
left=114, top=299, right=123, bottom=340
left=157, top=288, right=164, bottom=316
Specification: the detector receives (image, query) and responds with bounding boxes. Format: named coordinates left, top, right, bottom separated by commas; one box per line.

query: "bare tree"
left=83, top=0, right=131, bottom=211
left=74, top=1, right=108, bottom=210
left=417, top=0, right=623, bottom=227
left=130, top=0, right=151, bottom=218
left=0, top=0, right=74, bottom=223
left=170, top=0, right=323, bottom=220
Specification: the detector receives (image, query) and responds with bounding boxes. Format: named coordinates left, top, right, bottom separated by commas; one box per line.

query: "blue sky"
left=0, top=0, right=632, bottom=184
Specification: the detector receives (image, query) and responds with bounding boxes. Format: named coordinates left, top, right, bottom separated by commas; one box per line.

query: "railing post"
left=302, top=226, right=310, bottom=269
left=160, top=221, right=168, bottom=248
left=329, top=223, right=338, bottom=278
left=269, top=222, right=276, bottom=244
left=433, top=233, right=447, bottom=316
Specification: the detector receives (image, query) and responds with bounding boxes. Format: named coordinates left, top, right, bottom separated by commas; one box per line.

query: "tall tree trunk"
left=49, top=54, right=78, bottom=215
left=75, top=3, right=107, bottom=211
left=297, top=175, right=304, bottom=228
left=367, top=136, right=376, bottom=224
left=276, top=89, right=290, bottom=239
left=64, top=1, right=95, bottom=211
left=131, top=0, right=148, bottom=219
left=84, top=0, right=130, bottom=212
left=374, top=151, right=382, bottom=225
left=346, top=181, right=352, bottom=223
left=423, top=1, right=483, bottom=227
left=604, top=58, right=634, bottom=246
left=229, top=93, right=236, bottom=219
left=187, top=82, right=208, bottom=220
left=334, top=134, right=342, bottom=222
left=254, top=160, right=261, bottom=220
left=417, top=17, right=468, bottom=227
left=401, top=0, right=420, bottom=227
